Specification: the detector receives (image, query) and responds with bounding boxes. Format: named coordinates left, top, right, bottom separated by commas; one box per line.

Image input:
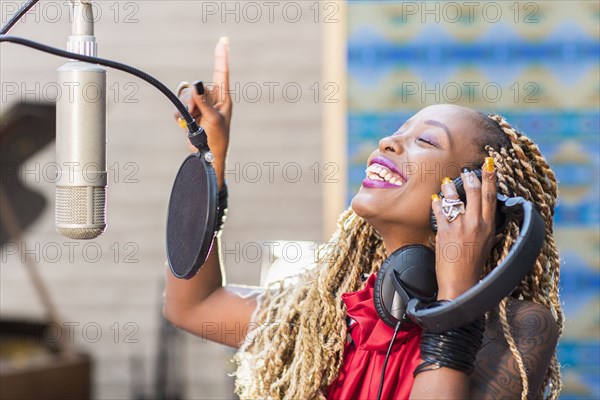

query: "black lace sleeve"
left=470, top=300, right=559, bottom=399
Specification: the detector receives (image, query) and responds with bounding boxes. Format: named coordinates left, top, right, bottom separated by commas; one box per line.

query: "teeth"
left=365, top=163, right=405, bottom=185
left=368, top=173, right=383, bottom=181
left=366, top=164, right=380, bottom=173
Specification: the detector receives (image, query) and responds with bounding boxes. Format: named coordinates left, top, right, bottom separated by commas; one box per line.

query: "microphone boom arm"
left=0, top=35, right=207, bottom=147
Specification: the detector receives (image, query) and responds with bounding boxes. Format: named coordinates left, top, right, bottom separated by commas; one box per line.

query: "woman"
left=165, top=38, right=562, bottom=399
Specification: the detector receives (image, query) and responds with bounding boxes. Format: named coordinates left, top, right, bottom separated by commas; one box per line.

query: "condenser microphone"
left=55, top=1, right=107, bottom=239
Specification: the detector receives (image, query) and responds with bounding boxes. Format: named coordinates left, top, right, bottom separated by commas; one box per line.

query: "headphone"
left=372, top=169, right=546, bottom=333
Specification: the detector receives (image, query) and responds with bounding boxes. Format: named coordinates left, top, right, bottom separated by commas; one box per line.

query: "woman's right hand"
left=173, top=37, right=232, bottom=189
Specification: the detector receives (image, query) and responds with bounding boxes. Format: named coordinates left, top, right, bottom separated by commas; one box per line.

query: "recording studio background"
left=1, top=2, right=323, bottom=398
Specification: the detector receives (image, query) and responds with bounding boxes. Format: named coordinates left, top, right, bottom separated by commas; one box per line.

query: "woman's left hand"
left=431, top=159, right=497, bottom=300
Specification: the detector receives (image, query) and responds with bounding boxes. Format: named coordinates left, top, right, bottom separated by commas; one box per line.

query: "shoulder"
left=482, top=299, right=559, bottom=342
left=503, top=299, right=559, bottom=349
left=470, top=299, right=559, bottom=398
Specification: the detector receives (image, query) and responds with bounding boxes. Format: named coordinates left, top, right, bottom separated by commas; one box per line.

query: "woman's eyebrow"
left=424, top=119, right=452, bottom=146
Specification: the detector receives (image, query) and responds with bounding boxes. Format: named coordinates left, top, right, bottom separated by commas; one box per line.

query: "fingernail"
left=484, top=157, right=495, bottom=172
left=461, top=167, right=471, bottom=174
left=431, top=194, right=441, bottom=202
left=219, top=36, right=229, bottom=45
left=194, top=81, right=204, bottom=95
left=442, top=176, right=452, bottom=185
left=177, top=117, right=187, bottom=129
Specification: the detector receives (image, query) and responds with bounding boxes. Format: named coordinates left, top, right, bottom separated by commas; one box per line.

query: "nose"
left=379, top=135, right=403, bottom=154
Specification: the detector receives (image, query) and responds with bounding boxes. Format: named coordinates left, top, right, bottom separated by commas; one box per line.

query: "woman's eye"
left=417, top=137, right=434, bottom=146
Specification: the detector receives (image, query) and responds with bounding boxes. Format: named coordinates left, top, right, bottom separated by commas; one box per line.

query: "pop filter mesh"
left=166, top=155, right=216, bottom=278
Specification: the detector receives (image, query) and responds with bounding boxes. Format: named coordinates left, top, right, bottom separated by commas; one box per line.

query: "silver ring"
left=441, top=197, right=465, bottom=222
left=176, top=81, right=190, bottom=97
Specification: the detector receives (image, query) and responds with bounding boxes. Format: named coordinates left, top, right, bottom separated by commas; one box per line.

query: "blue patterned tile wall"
left=346, top=2, right=599, bottom=398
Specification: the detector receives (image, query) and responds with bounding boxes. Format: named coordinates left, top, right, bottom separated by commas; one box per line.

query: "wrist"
left=437, top=280, right=478, bottom=301
left=437, top=289, right=468, bottom=301
left=215, top=183, right=228, bottom=233
left=216, top=174, right=225, bottom=191
left=414, top=316, right=485, bottom=377
left=437, top=276, right=479, bottom=300
left=211, top=158, right=226, bottom=190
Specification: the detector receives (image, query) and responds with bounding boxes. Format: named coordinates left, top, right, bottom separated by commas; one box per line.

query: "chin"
left=351, top=187, right=430, bottom=236
left=350, top=188, right=376, bottom=219
left=350, top=189, right=388, bottom=235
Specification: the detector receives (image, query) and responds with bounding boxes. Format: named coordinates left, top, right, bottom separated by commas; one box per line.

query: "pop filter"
left=166, top=139, right=218, bottom=279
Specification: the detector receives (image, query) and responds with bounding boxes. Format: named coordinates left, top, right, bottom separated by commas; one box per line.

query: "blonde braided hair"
left=233, top=209, right=387, bottom=399
left=485, top=114, right=563, bottom=399
left=232, top=112, right=563, bottom=400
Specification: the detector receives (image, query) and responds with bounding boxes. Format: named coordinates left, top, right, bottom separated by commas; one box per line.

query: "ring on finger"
left=177, top=117, right=188, bottom=130
left=441, top=197, right=465, bottom=222
left=175, top=81, right=191, bottom=129
left=176, top=81, right=190, bottom=97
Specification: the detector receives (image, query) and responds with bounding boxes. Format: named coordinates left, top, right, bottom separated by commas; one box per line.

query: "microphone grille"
left=56, top=186, right=106, bottom=240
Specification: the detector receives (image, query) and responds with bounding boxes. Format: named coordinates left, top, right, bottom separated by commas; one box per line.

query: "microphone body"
left=55, top=1, right=107, bottom=240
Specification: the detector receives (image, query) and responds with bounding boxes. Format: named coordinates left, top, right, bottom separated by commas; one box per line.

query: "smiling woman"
left=163, top=41, right=563, bottom=400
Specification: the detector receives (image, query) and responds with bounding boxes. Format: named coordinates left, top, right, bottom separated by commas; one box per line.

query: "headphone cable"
left=376, top=321, right=402, bottom=400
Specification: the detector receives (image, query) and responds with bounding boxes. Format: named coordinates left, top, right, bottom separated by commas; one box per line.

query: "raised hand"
left=431, top=158, right=497, bottom=300
left=173, top=37, right=232, bottom=189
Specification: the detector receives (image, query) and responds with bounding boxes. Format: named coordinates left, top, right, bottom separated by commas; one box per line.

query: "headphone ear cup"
left=373, top=244, right=437, bottom=329
left=373, top=256, right=401, bottom=328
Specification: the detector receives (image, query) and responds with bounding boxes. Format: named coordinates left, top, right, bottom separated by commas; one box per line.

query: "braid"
left=233, top=207, right=387, bottom=399
left=499, top=297, right=530, bottom=400
left=484, top=114, right=563, bottom=399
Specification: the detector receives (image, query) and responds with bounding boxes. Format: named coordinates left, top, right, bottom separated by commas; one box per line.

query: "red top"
left=326, top=273, right=422, bottom=400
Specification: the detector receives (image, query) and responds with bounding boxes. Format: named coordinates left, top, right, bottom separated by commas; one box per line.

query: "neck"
left=375, top=223, right=433, bottom=256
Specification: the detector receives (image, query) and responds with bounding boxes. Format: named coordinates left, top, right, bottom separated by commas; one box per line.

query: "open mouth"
left=363, top=156, right=407, bottom=188
left=365, top=163, right=405, bottom=186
